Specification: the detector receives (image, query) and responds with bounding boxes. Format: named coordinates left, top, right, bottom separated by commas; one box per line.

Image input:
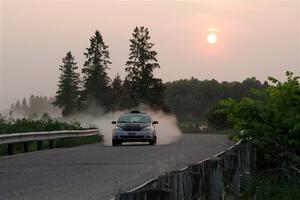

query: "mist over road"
left=0, top=134, right=232, bottom=200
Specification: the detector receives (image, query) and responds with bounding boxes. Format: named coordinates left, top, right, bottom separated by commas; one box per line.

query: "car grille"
left=120, top=135, right=145, bottom=139
left=123, top=124, right=142, bottom=131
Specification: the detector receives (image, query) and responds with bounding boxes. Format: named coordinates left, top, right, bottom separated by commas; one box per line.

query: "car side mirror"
left=111, top=121, right=116, bottom=124
left=152, top=121, right=158, bottom=125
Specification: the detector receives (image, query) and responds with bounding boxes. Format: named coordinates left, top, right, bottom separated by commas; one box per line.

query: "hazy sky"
left=1, top=0, right=299, bottom=110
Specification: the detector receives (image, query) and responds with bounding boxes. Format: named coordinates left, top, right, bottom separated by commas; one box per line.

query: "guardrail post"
left=249, top=143, right=256, bottom=174
left=188, top=162, right=205, bottom=199
left=49, top=140, right=54, bottom=149
left=207, top=157, right=223, bottom=200
left=8, top=144, right=13, bottom=155
left=223, top=149, right=240, bottom=199
left=23, top=142, right=29, bottom=153
left=37, top=141, right=42, bottom=150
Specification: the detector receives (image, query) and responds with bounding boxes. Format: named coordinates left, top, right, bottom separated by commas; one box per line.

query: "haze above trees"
left=10, top=27, right=269, bottom=122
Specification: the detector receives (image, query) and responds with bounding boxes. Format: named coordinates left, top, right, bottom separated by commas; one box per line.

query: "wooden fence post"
left=164, top=169, right=192, bottom=200
left=240, top=143, right=251, bottom=176
left=223, top=149, right=240, bottom=199
left=207, top=157, right=223, bottom=200
left=249, top=143, right=256, bottom=174
left=188, top=162, right=206, bottom=199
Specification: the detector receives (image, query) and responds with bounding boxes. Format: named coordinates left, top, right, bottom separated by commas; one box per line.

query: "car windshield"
left=117, top=114, right=151, bottom=123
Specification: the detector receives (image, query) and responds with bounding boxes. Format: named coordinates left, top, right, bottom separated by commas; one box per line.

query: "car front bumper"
left=113, top=131, right=154, bottom=142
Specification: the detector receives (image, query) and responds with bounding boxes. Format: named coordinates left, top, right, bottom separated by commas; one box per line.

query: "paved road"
left=0, top=134, right=232, bottom=200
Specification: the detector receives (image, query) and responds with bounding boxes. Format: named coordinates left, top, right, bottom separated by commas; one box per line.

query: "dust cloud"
left=72, top=105, right=182, bottom=145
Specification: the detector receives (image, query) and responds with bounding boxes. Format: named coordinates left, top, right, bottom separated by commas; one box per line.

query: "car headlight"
left=142, top=126, right=152, bottom=131
left=115, top=126, right=123, bottom=131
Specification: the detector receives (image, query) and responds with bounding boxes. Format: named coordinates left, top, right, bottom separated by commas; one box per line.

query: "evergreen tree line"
left=10, top=95, right=60, bottom=118
left=165, top=77, right=269, bottom=122
left=11, top=77, right=269, bottom=122
left=53, top=27, right=165, bottom=116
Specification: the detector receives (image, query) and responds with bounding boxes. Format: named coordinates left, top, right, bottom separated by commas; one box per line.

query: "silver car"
left=111, top=111, right=158, bottom=146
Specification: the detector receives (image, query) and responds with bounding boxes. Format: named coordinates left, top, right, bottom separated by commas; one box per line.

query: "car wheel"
left=112, top=140, right=118, bottom=146
left=149, top=138, right=155, bottom=145
left=154, top=136, right=157, bottom=144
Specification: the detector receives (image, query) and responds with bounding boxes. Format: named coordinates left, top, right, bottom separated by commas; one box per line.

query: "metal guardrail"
left=0, top=129, right=99, bottom=145
left=0, top=129, right=99, bottom=155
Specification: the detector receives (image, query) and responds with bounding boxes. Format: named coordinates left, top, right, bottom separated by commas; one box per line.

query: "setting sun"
left=207, top=33, right=217, bottom=44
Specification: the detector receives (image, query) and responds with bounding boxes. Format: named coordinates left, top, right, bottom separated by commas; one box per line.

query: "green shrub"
left=241, top=174, right=300, bottom=200
left=215, top=71, right=300, bottom=197
left=217, top=71, right=300, bottom=171
left=207, top=103, right=233, bottom=129
left=0, top=117, right=84, bottom=134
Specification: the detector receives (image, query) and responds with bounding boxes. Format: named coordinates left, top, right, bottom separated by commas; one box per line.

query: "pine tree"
left=53, top=51, right=81, bottom=116
left=15, top=100, right=21, bottom=110
left=21, top=98, right=28, bottom=113
left=29, top=95, right=35, bottom=109
left=10, top=103, right=15, bottom=111
left=124, top=26, right=165, bottom=108
left=81, top=30, right=111, bottom=110
left=110, top=74, right=123, bottom=111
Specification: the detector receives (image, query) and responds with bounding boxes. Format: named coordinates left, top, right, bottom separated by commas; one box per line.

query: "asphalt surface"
left=0, top=134, right=232, bottom=200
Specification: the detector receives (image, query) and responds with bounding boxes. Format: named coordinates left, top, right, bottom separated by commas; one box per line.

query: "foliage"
left=241, top=173, right=300, bottom=200
left=206, top=103, right=232, bottom=129
left=217, top=71, right=300, bottom=174
left=53, top=51, right=81, bottom=116
left=0, top=115, right=83, bottom=134
left=123, top=26, right=166, bottom=108
left=81, top=30, right=111, bottom=110
left=109, top=74, right=123, bottom=111
left=165, top=77, right=268, bottom=122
